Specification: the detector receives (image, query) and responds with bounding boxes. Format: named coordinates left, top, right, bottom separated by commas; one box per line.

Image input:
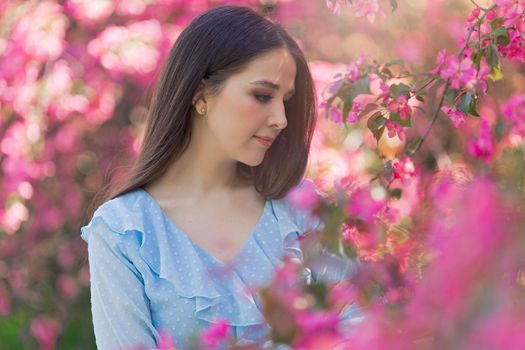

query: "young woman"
left=80, top=5, right=349, bottom=350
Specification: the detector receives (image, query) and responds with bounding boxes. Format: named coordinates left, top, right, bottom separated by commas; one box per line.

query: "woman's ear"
left=192, top=79, right=208, bottom=112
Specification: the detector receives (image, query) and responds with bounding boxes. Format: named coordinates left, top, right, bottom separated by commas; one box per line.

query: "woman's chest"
left=162, top=201, right=266, bottom=264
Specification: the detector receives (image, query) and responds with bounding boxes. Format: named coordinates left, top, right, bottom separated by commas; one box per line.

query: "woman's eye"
left=254, top=94, right=272, bottom=103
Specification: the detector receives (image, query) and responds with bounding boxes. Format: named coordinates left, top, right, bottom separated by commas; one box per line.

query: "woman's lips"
left=254, top=136, right=274, bottom=147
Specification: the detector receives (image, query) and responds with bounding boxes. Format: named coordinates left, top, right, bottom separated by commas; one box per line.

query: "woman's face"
left=194, top=47, right=297, bottom=167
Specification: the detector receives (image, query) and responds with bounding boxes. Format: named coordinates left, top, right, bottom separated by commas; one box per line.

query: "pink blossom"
left=441, top=106, right=466, bottom=128
left=295, top=309, right=340, bottom=333
left=468, top=119, right=494, bottom=161
left=87, top=20, right=166, bottom=77
left=287, top=180, right=322, bottom=212
left=329, top=106, right=343, bottom=125
left=341, top=224, right=378, bottom=258
left=11, top=1, right=68, bottom=61
left=65, top=0, right=115, bottom=25
left=348, top=101, right=362, bottom=123
left=1, top=201, right=29, bottom=234
left=501, top=93, right=525, bottom=138
left=326, top=0, right=344, bottom=15
left=498, top=28, right=525, bottom=62
left=385, top=120, right=405, bottom=140
left=57, top=275, right=79, bottom=300
left=30, top=315, right=62, bottom=350
left=157, top=329, right=178, bottom=349
left=439, top=55, right=477, bottom=90
left=293, top=310, right=343, bottom=349
left=475, top=61, right=491, bottom=93
left=386, top=95, right=412, bottom=120
left=199, top=319, right=230, bottom=349
left=57, top=244, right=77, bottom=269
left=350, top=0, right=384, bottom=23
left=392, top=157, right=418, bottom=185
left=466, top=7, right=481, bottom=23
left=292, top=331, right=344, bottom=350
left=378, top=81, right=390, bottom=101
left=345, top=53, right=365, bottom=82
left=346, top=187, right=386, bottom=222
left=431, top=49, right=448, bottom=74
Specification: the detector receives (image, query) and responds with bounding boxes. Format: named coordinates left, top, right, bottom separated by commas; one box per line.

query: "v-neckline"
left=138, top=187, right=270, bottom=267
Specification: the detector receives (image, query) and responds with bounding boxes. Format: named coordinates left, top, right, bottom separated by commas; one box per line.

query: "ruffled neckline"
left=82, top=187, right=308, bottom=327
left=138, top=187, right=270, bottom=267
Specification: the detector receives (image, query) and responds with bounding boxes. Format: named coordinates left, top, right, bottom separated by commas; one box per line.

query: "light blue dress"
left=80, top=184, right=359, bottom=350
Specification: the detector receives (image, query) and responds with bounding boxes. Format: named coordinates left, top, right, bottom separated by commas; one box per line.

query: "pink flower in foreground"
left=441, top=106, right=467, bottom=128
left=295, top=310, right=340, bottom=334
left=30, top=315, right=62, bottom=350
left=346, top=187, right=386, bottom=222
left=287, top=180, right=321, bottom=212
left=200, top=320, right=230, bottom=349
left=468, top=119, right=494, bottom=162
left=387, top=95, right=412, bottom=120
left=157, top=329, right=178, bottom=349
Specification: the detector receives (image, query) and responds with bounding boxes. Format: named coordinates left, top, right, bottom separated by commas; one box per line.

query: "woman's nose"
left=269, top=102, right=288, bottom=129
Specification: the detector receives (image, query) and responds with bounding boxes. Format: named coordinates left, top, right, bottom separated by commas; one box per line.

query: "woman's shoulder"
left=80, top=188, right=151, bottom=244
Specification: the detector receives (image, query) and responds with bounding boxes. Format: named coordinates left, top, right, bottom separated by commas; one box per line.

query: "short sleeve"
left=81, top=217, right=160, bottom=350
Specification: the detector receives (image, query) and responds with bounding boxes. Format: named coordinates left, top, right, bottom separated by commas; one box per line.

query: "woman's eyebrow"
left=250, top=80, right=295, bottom=96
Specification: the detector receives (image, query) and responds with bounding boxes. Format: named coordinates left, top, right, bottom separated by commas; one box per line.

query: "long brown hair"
left=84, top=5, right=318, bottom=223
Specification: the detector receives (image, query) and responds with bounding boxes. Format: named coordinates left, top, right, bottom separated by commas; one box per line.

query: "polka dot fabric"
left=80, top=182, right=322, bottom=350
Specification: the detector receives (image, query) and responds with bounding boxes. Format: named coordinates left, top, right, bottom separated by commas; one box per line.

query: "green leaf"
left=342, top=100, right=352, bottom=124
left=367, top=112, right=386, bottom=142
left=385, top=59, right=404, bottom=67
left=486, top=44, right=499, bottom=68
left=413, top=105, right=426, bottom=114
left=405, top=136, right=423, bottom=156
left=390, top=0, right=398, bottom=11
left=468, top=96, right=480, bottom=117
left=458, top=92, right=472, bottom=114
left=381, top=67, right=393, bottom=78
left=415, top=94, right=425, bottom=102
left=390, top=83, right=411, bottom=99
left=490, top=17, right=504, bottom=29
left=359, top=103, right=379, bottom=118
left=472, top=50, right=483, bottom=67
left=389, top=111, right=411, bottom=127
left=489, top=62, right=504, bottom=81
left=444, top=88, right=458, bottom=106
left=390, top=188, right=402, bottom=199
left=494, top=122, right=506, bottom=142
left=458, top=92, right=480, bottom=117
left=492, top=27, right=510, bottom=46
